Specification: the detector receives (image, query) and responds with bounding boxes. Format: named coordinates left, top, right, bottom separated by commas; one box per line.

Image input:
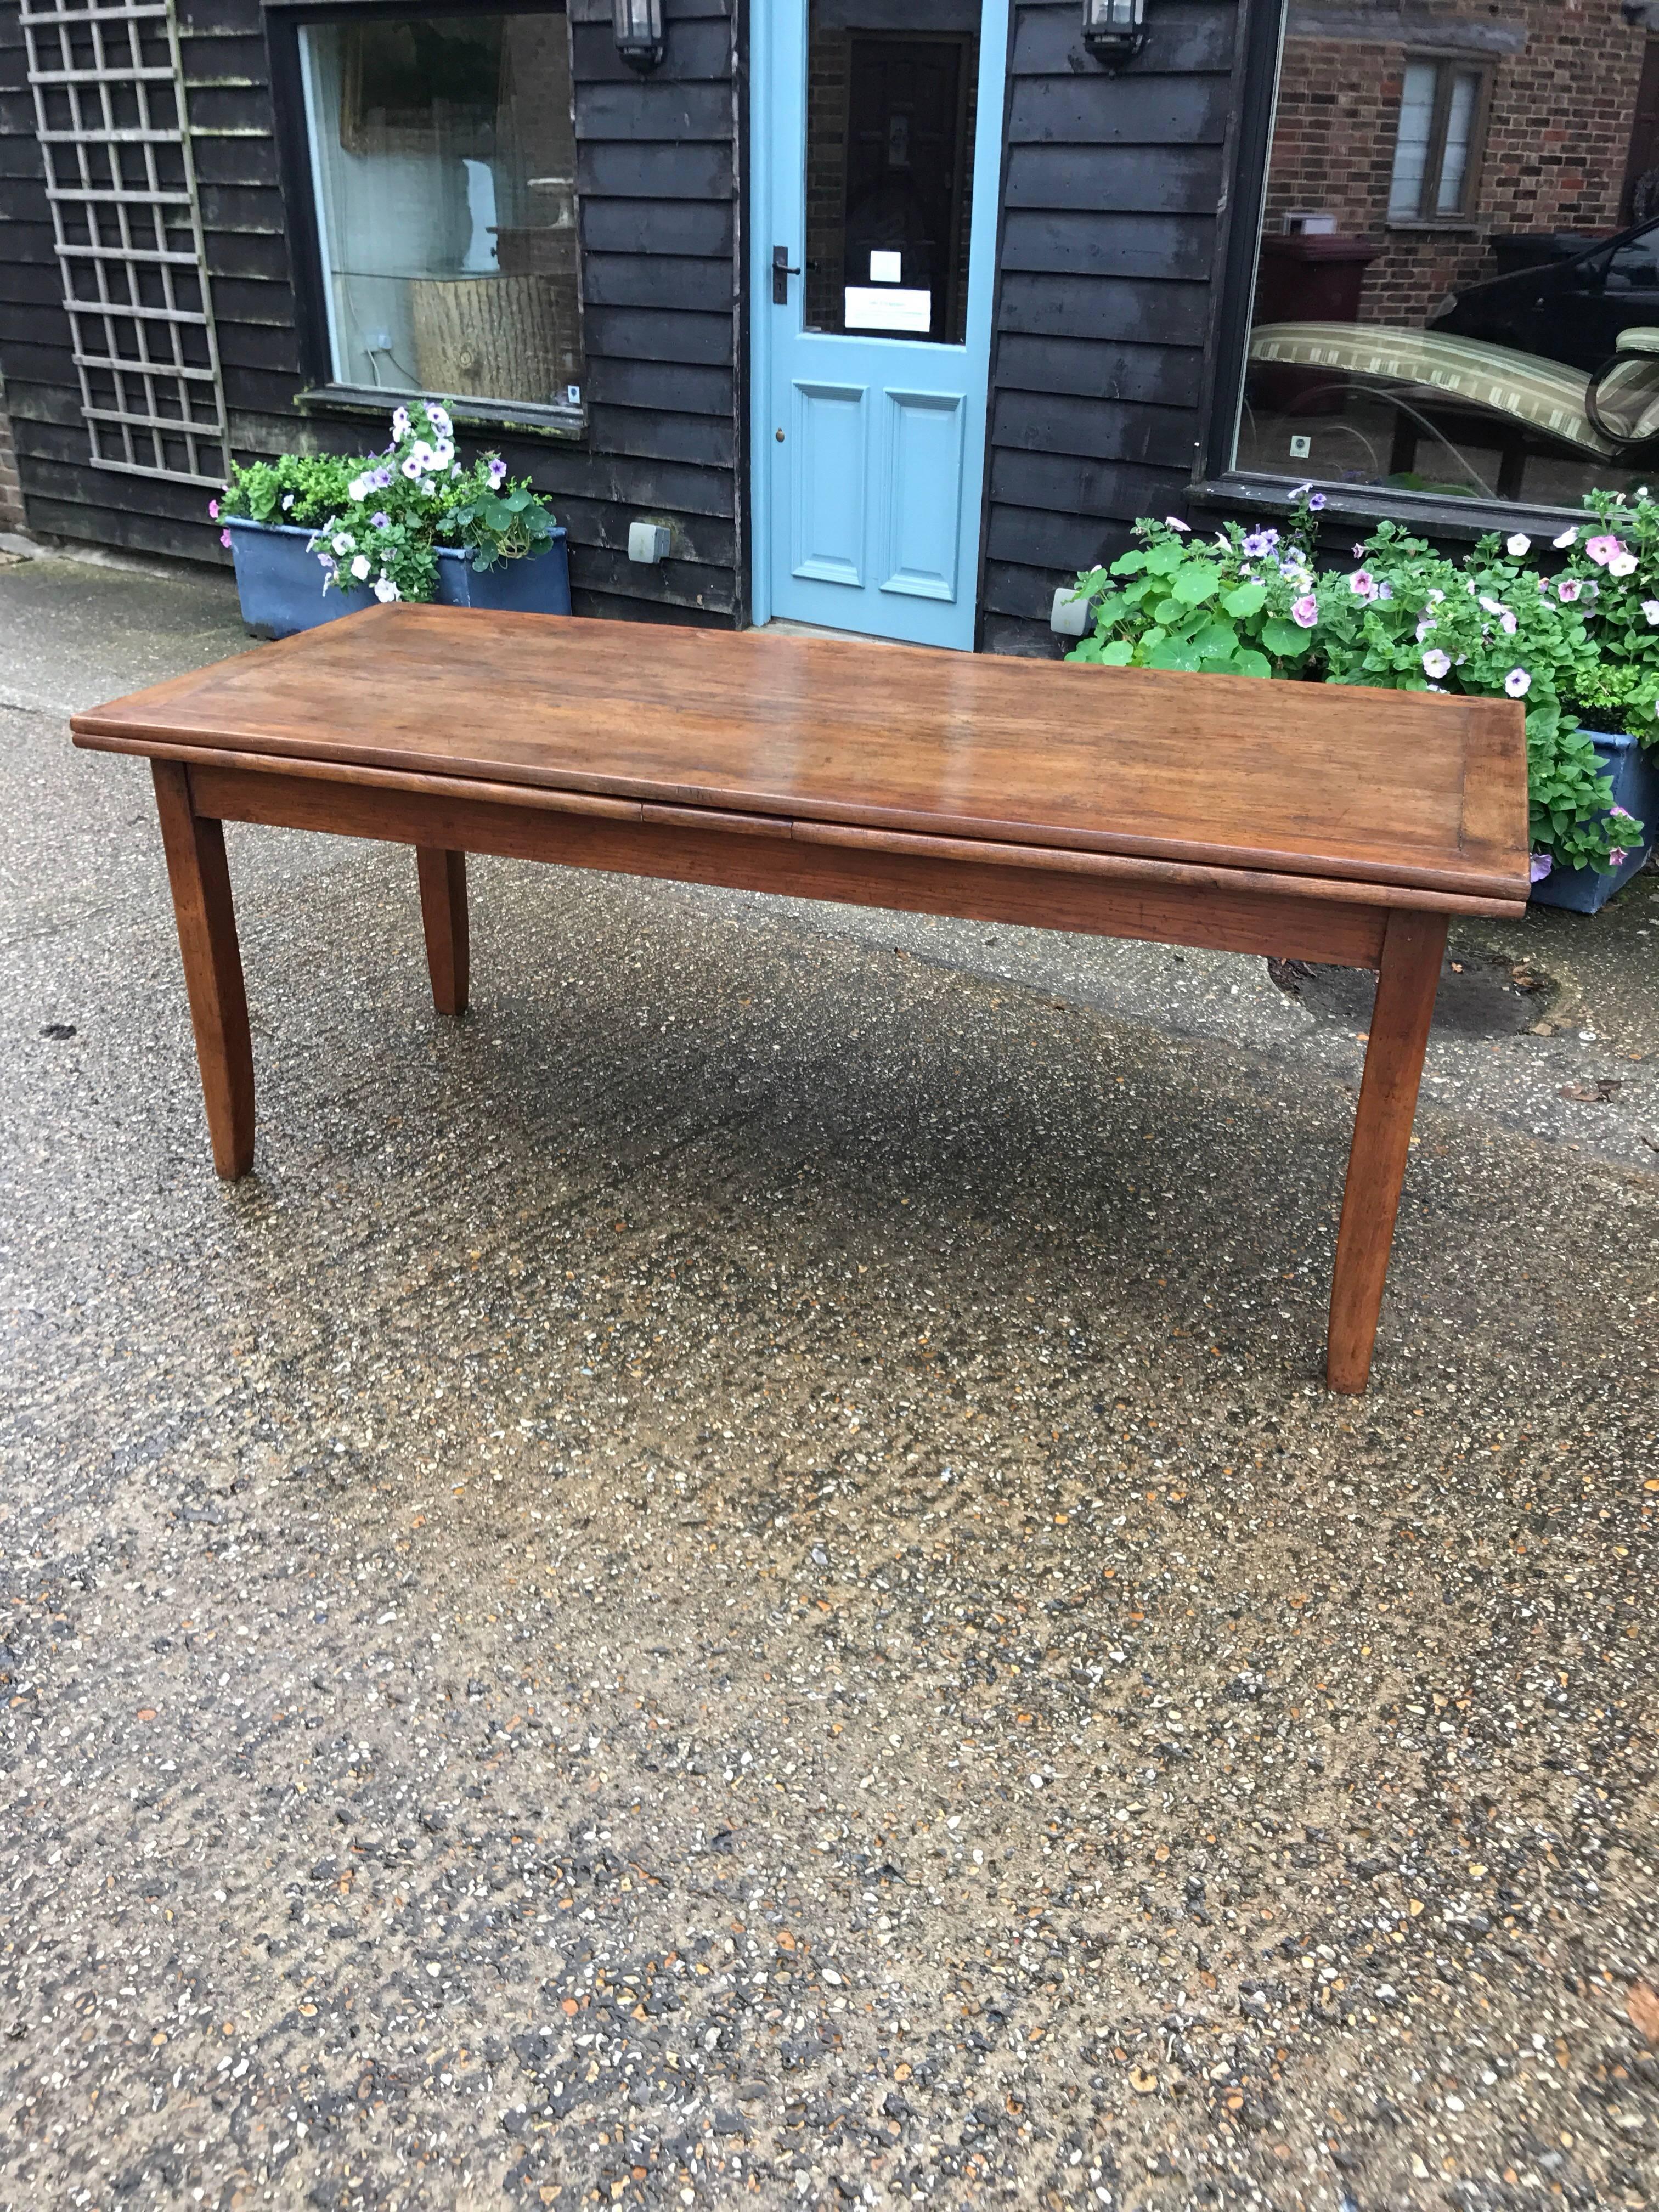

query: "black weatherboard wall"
left=0, top=0, right=1250, bottom=646
left=979, top=0, right=1240, bottom=656
left=0, top=0, right=743, bottom=625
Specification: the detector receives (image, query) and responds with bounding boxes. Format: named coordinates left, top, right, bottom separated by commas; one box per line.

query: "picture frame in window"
left=1386, top=52, right=1494, bottom=229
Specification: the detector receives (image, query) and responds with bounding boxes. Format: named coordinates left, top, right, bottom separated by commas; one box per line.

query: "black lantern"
left=613, top=0, right=664, bottom=72
left=1082, top=0, right=1146, bottom=67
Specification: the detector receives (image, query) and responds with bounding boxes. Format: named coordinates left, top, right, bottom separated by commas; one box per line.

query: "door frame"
left=747, top=0, right=1012, bottom=639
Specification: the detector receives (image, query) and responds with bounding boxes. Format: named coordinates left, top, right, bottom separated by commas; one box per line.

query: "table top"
left=71, top=605, right=1530, bottom=905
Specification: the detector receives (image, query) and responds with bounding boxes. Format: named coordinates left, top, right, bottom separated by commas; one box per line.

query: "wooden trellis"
left=20, top=0, right=229, bottom=486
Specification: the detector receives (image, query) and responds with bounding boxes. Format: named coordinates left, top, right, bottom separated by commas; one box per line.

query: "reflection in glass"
left=803, top=0, right=980, bottom=345
left=1237, top=2, right=1659, bottom=506
left=300, top=11, right=582, bottom=407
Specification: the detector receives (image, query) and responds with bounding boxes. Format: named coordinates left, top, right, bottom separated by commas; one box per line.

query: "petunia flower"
left=1415, top=616, right=1438, bottom=642
left=1422, top=648, right=1452, bottom=679
left=1307, top=491, right=1328, bottom=511
left=1504, top=668, right=1531, bottom=698
left=1607, top=848, right=1629, bottom=868
left=370, top=511, right=391, bottom=530
left=219, top=527, right=232, bottom=548
left=1506, top=532, right=1531, bottom=556
left=350, top=553, right=370, bottom=581
left=1556, top=578, right=1583, bottom=603
left=208, top=498, right=219, bottom=519
left=1553, top=527, right=1577, bottom=549
left=1240, top=529, right=1278, bottom=558
left=1164, top=515, right=1191, bottom=532
left=281, top=493, right=295, bottom=510
left=1585, top=533, right=1623, bottom=566
left=1291, top=594, right=1318, bottom=628
left=1611, top=805, right=1637, bottom=823
left=1608, top=550, right=1638, bottom=578
left=1348, top=569, right=1377, bottom=599
left=373, top=575, right=399, bottom=603
left=391, top=406, right=411, bottom=439
left=428, top=406, right=453, bottom=440
left=1378, top=580, right=1394, bottom=600
left=331, top=533, right=354, bottom=555
left=1643, top=601, right=1659, bottom=625
left=1529, top=853, right=1553, bottom=882
left=349, top=477, right=368, bottom=503
left=400, top=455, right=424, bottom=481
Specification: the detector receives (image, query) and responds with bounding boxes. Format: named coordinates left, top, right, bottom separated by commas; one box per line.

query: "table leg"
left=1327, top=908, right=1448, bottom=1393
left=416, top=848, right=469, bottom=1017
left=151, top=759, right=255, bottom=1180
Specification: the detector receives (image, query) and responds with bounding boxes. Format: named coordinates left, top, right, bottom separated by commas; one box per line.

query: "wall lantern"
left=612, top=0, right=664, bottom=73
left=1082, top=0, right=1146, bottom=67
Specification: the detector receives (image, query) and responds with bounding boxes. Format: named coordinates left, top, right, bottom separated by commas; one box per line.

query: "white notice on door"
left=868, top=249, right=902, bottom=284
left=844, top=286, right=932, bottom=334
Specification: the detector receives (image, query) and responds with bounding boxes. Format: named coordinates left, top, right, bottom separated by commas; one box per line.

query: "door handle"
left=772, top=245, right=800, bottom=305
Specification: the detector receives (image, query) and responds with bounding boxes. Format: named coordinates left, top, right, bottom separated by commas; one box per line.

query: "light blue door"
left=751, top=0, right=1009, bottom=650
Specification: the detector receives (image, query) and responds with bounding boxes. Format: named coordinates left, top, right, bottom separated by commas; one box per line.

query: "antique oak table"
left=71, top=604, right=1530, bottom=1393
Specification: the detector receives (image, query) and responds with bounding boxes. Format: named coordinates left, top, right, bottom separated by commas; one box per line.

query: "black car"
left=1430, top=218, right=1659, bottom=373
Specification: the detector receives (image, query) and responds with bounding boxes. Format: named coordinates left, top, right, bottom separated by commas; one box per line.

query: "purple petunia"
left=1557, top=578, right=1584, bottom=603
left=1348, top=568, right=1378, bottom=600
left=1291, top=594, right=1318, bottom=628
left=1529, top=853, right=1553, bottom=883
left=487, top=456, right=507, bottom=490
left=1308, top=491, right=1327, bottom=511
left=1240, top=529, right=1278, bottom=559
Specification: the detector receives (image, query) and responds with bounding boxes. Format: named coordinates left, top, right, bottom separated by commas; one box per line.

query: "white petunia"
left=349, top=553, right=370, bottom=581
left=373, top=575, right=399, bottom=602
left=1505, top=533, right=1530, bottom=557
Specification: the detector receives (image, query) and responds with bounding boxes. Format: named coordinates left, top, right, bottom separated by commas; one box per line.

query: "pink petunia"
left=1584, top=533, right=1623, bottom=567
left=1556, top=578, right=1583, bottom=603
left=219, top=527, right=231, bottom=548
left=208, top=498, right=219, bottom=520
left=1348, top=569, right=1377, bottom=600
left=1608, top=848, right=1629, bottom=868
left=1291, top=594, right=1318, bottom=628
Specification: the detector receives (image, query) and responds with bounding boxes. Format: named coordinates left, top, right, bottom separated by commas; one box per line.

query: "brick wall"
left=1263, top=1, right=1650, bottom=330
left=0, top=370, right=24, bottom=531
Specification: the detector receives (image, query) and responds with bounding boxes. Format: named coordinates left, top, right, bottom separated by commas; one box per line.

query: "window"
left=1386, top=58, right=1488, bottom=225
left=1227, top=2, right=1659, bottom=515
left=295, top=6, right=582, bottom=414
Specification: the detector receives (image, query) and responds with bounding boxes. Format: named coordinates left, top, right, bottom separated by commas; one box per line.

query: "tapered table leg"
left=1327, top=908, right=1448, bottom=1393
left=416, top=848, right=469, bottom=1016
left=151, top=759, right=255, bottom=1180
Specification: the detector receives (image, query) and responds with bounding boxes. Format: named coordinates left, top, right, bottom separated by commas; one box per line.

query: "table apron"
left=187, top=761, right=1390, bottom=969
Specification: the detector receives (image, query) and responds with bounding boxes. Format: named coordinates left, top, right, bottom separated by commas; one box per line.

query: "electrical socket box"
left=1049, top=585, right=1092, bottom=637
left=364, top=329, right=392, bottom=353
left=628, top=521, right=672, bottom=565
left=1289, top=434, right=1312, bottom=458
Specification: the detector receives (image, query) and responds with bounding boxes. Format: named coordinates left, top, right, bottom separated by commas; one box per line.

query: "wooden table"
left=71, top=605, right=1530, bottom=1393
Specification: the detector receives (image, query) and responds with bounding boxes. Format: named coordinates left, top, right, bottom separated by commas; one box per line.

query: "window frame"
left=264, top=0, right=586, bottom=438
left=1193, top=0, right=1620, bottom=539
left=1385, top=51, right=1493, bottom=232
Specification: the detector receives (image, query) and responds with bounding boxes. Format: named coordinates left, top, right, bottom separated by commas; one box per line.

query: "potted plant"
left=1058, top=494, right=1654, bottom=912
left=215, top=402, right=570, bottom=639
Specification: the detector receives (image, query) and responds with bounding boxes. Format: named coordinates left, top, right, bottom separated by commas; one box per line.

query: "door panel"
left=879, top=388, right=963, bottom=601
left=791, top=380, right=868, bottom=586
left=752, top=0, right=1008, bottom=649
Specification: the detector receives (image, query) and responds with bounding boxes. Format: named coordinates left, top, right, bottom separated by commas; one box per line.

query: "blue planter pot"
left=1530, top=728, right=1659, bottom=914
left=225, top=517, right=571, bottom=638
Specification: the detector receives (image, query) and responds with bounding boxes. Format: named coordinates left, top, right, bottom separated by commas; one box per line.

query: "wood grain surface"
left=71, top=606, right=1531, bottom=908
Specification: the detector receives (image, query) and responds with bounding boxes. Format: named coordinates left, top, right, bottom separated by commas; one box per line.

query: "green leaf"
left=1190, top=620, right=1239, bottom=659
left=1231, top=648, right=1272, bottom=679
left=1262, top=617, right=1313, bottom=656
left=1111, top=550, right=1148, bottom=575
left=1144, top=543, right=1184, bottom=575
left=1222, top=582, right=1267, bottom=618
left=1096, top=640, right=1134, bottom=666
left=1147, top=637, right=1203, bottom=673
left=1171, top=563, right=1222, bottom=606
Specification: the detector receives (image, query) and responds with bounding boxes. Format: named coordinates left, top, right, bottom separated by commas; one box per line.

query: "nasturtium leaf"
left=1190, top=620, right=1238, bottom=659
left=1097, top=640, right=1135, bottom=666
left=1144, top=543, right=1184, bottom=575
left=1147, top=638, right=1203, bottom=673
left=1171, top=563, right=1222, bottom=606
left=1222, top=582, right=1267, bottom=618
left=1231, top=648, right=1272, bottom=679
left=1261, top=617, right=1313, bottom=656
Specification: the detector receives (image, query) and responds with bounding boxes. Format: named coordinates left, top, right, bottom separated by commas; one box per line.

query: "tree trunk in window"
left=409, top=273, right=569, bottom=402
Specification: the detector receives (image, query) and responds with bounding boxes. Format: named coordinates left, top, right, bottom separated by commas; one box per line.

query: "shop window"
left=296, top=7, right=582, bottom=413
left=1231, top=4, right=1659, bottom=514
